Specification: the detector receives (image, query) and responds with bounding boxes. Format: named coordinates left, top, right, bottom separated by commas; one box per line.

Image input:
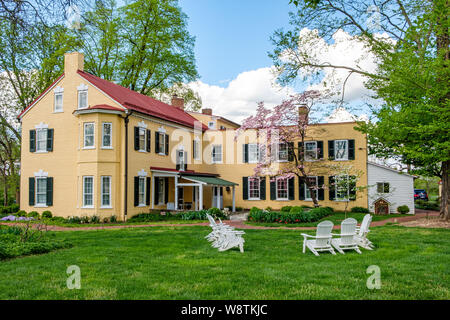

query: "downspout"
left=123, top=109, right=133, bottom=221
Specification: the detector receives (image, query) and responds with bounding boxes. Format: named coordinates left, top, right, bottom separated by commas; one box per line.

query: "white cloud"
left=188, top=67, right=296, bottom=123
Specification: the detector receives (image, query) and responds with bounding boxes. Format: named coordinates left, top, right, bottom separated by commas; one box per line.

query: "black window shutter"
left=317, top=176, right=325, bottom=200
left=164, top=177, right=169, bottom=203
left=288, top=142, right=294, bottom=161
left=146, top=130, right=151, bottom=152
left=29, top=177, right=35, bottom=206
left=30, top=130, right=36, bottom=153
left=328, top=140, right=335, bottom=160
left=243, top=144, right=249, bottom=163
left=165, top=134, right=169, bottom=156
left=193, top=140, right=196, bottom=159
left=184, top=152, right=188, bottom=171
left=154, top=177, right=159, bottom=204
left=298, top=176, right=305, bottom=200
left=242, top=177, right=248, bottom=200
left=329, top=176, right=335, bottom=200
left=270, top=179, right=276, bottom=200
left=298, top=142, right=303, bottom=160
left=288, top=177, right=295, bottom=200
left=349, top=175, right=356, bottom=200
left=134, top=177, right=139, bottom=206
left=348, top=139, right=355, bottom=160
left=134, top=127, right=139, bottom=151
left=46, top=129, right=54, bottom=152
left=46, top=177, right=53, bottom=206
left=146, top=177, right=151, bottom=205
left=260, top=177, right=266, bottom=200
left=317, top=141, right=324, bottom=159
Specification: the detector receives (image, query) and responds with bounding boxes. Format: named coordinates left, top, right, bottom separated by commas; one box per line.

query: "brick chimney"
left=298, top=104, right=309, bottom=124
left=171, top=94, right=185, bottom=110
left=64, top=52, right=84, bottom=75
left=202, top=108, right=213, bottom=115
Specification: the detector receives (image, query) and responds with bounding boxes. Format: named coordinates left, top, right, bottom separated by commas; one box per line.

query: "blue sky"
left=179, top=0, right=294, bottom=86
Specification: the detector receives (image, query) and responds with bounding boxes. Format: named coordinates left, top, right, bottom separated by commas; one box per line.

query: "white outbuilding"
left=367, top=162, right=415, bottom=214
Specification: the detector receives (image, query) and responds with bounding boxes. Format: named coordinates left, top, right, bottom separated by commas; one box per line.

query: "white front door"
left=212, top=187, right=223, bottom=209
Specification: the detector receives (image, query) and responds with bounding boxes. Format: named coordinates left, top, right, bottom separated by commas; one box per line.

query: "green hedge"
left=248, top=206, right=333, bottom=224
left=128, top=208, right=227, bottom=223
left=351, top=206, right=370, bottom=213
left=415, top=200, right=439, bottom=211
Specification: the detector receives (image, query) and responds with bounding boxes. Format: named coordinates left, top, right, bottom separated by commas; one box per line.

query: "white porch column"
left=199, top=184, right=203, bottom=210
left=174, top=175, right=178, bottom=210
left=151, top=176, right=155, bottom=209
left=232, top=186, right=236, bottom=212
left=195, top=186, right=199, bottom=211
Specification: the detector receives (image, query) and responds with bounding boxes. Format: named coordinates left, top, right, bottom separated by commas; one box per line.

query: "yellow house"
left=19, top=52, right=368, bottom=220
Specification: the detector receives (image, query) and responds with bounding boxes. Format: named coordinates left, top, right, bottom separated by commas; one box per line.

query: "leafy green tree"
left=271, top=0, right=449, bottom=219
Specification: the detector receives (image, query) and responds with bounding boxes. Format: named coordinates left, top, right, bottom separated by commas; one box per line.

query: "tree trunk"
left=3, top=176, right=7, bottom=206
left=440, top=160, right=449, bottom=220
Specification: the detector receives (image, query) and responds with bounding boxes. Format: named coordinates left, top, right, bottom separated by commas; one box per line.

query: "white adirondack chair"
left=205, top=214, right=245, bottom=253
left=331, top=218, right=362, bottom=254
left=355, top=214, right=374, bottom=250
left=301, top=220, right=336, bottom=256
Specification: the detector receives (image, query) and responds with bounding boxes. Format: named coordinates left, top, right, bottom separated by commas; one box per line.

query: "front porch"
left=150, top=167, right=238, bottom=212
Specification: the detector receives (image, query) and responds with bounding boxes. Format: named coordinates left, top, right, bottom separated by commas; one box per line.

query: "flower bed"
left=247, top=206, right=334, bottom=224
left=128, top=208, right=227, bottom=223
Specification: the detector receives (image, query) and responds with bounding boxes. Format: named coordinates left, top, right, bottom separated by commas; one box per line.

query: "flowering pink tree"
left=236, top=91, right=328, bottom=207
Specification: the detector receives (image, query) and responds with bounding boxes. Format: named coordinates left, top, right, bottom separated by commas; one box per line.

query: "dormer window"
left=54, top=86, right=64, bottom=112
left=77, top=84, right=88, bottom=109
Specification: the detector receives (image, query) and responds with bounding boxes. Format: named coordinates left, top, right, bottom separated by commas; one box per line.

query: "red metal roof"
left=150, top=167, right=218, bottom=177
left=86, top=104, right=124, bottom=112
left=78, top=70, right=207, bottom=130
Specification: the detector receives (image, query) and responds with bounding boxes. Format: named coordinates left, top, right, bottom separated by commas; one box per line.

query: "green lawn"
left=1, top=219, right=207, bottom=228
left=245, top=212, right=406, bottom=228
left=0, top=225, right=448, bottom=299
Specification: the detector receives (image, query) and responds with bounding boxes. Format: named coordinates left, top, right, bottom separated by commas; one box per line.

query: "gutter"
left=123, top=109, right=133, bottom=221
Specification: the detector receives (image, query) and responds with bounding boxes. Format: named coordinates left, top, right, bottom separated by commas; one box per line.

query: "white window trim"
left=35, top=128, right=48, bottom=153
left=304, top=141, right=318, bottom=161
left=77, top=84, right=89, bottom=110
left=377, top=182, right=390, bottom=194
left=158, top=132, right=166, bottom=156
left=177, top=149, right=186, bottom=171
left=54, top=91, right=63, bottom=113
left=138, top=176, right=146, bottom=207
left=35, top=177, right=48, bottom=207
left=277, top=143, right=288, bottom=162
left=82, top=176, right=94, bottom=208
left=248, top=144, right=259, bottom=164
left=138, top=127, right=147, bottom=152
left=334, top=175, right=350, bottom=201
left=334, top=139, right=349, bottom=161
left=100, top=176, right=112, bottom=209
left=212, top=144, right=223, bottom=164
left=101, top=122, right=113, bottom=149
left=248, top=177, right=260, bottom=200
left=83, top=122, right=95, bottom=149
left=276, top=177, right=289, bottom=201
left=208, top=121, right=216, bottom=130
left=157, top=178, right=165, bottom=206
left=304, top=176, right=318, bottom=201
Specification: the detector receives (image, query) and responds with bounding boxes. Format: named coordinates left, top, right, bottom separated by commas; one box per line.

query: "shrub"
left=81, top=216, right=90, bottom=224
left=207, top=207, right=226, bottom=219
left=281, top=206, right=292, bottom=213
left=90, top=215, right=100, bottom=223
left=248, top=206, right=332, bottom=224
left=51, top=217, right=65, bottom=223
left=110, top=215, right=117, bottom=223
left=351, top=206, right=370, bottom=213
left=67, top=216, right=81, bottom=224
left=397, top=205, right=410, bottom=214
left=42, top=211, right=52, bottom=219
left=27, top=211, right=40, bottom=219
left=289, top=206, right=303, bottom=214
left=103, top=217, right=109, bottom=223
left=16, top=210, right=27, bottom=217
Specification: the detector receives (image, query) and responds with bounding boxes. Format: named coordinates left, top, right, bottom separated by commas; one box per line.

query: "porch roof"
left=181, top=175, right=238, bottom=187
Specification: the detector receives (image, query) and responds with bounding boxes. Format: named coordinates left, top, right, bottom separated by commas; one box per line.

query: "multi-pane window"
left=36, top=178, right=47, bottom=205
left=276, top=178, right=288, bottom=200
left=212, top=145, right=222, bottom=163
left=335, top=140, right=348, bottom=160
left=54, top=92, right=63, bottom=112
left=377, top=182, right=390, bottom=193
left=157, top=178, right=164, bottom=205
left=208, top=121, right=216, bottom=129
left=335, top=175, right=350, bottom=200
left=304, top=176, right=318, bottom=200
left=277, top=143, right=288, bottom=161
left=84, top=123, right=95, bottom=148
left=177, top=150, right=186, bottom=171
left=305, top=141, right=318, bottom=161
left=102, top=123, right=112, bottom=148
left=138, top=127, right=146, bottom=151
left=138, top=177, right=146, bottom=206
left=83, top=176, right=94, bottom=207
left=158, top=132, right=166, bottom=154
left=248, top=177, right=260, bottom=200
left=101, top=176, right=111, bottom=207
left=36, top=128, right=48, bottom=152
left=78, top=90, right=88, bottom=109
left=248, top=144, right=259, bottom=163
